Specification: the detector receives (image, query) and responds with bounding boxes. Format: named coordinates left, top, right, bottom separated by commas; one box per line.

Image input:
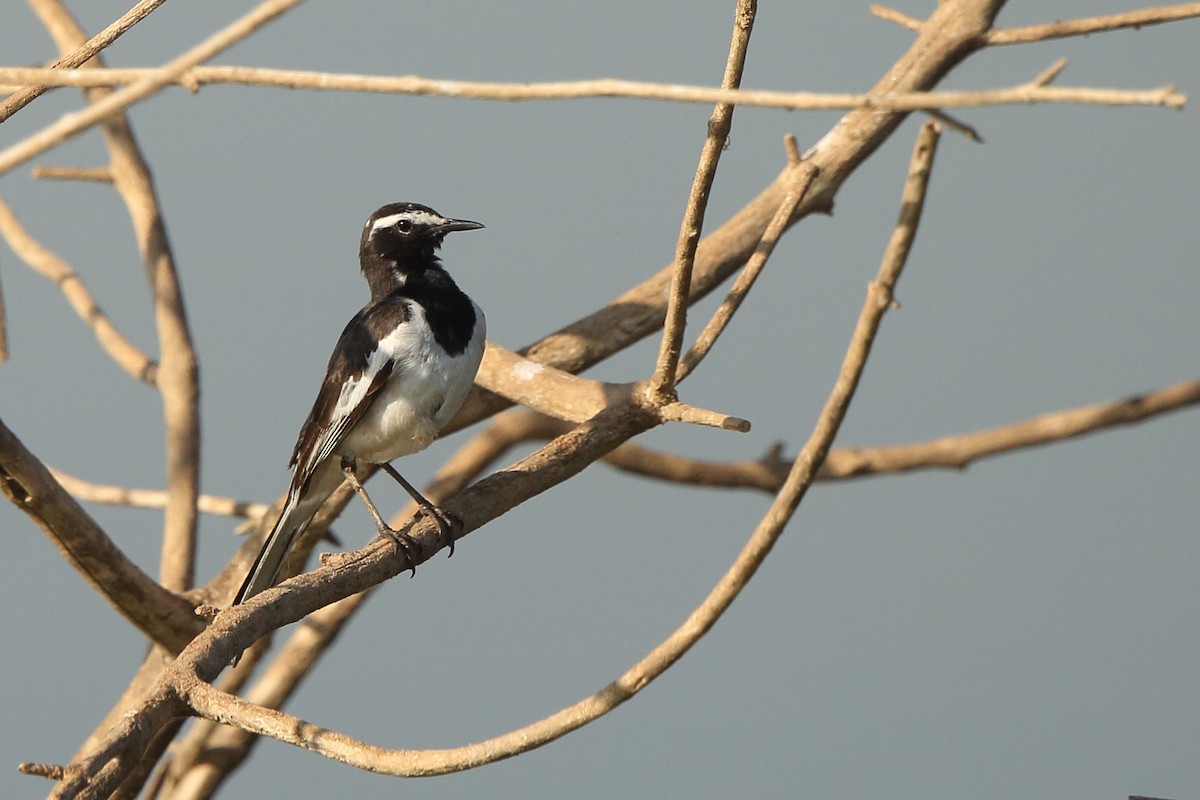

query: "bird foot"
left=416, top=505, right=462, bottom=557
left=377, top=525, right=420, bottom=577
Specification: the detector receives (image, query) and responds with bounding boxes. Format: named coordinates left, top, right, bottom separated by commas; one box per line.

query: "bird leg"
left=341, top=457, right=418, bottom=576
left=379, top=462, right=460, bottom=557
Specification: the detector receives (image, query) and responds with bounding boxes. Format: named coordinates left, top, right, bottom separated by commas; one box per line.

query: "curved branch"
left=0, top=417, right=202, bottom=652
left=172, top=120, right=938, bottom=782
left=0, top=194, right=158, bottom=383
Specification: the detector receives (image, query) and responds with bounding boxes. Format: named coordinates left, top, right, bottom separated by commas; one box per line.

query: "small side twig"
left=18, top=762, right=66, bottom=780
left=31, top=165, right=114, bottom=183
left=869, top=4, right=923, bottom=30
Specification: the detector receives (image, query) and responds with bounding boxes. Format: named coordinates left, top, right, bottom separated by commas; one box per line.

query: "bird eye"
left=395, top=219, right=414, bottom=234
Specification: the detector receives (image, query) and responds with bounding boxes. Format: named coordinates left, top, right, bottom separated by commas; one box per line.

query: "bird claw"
left=378, top=525, right=420, bottom=577
left=417, top=506, right=462, bottom=557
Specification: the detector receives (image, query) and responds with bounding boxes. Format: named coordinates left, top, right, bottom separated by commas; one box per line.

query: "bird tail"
left=233, top=491, right=314, bottom=605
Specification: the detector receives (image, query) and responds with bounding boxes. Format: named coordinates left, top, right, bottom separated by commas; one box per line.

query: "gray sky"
left=2, top=2, right=1198, bottom=798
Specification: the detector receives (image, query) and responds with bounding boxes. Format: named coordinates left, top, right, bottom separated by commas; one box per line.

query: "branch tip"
left=18, top=762, right=65, bottom=780
left=870, top=4, right=922, bottom=30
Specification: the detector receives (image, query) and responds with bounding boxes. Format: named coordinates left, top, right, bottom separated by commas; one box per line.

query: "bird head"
left=360, top=202, right=484, bottom=264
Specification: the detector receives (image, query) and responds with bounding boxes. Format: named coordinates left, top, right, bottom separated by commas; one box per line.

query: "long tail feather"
left=233, top=493, right=312, bottom=605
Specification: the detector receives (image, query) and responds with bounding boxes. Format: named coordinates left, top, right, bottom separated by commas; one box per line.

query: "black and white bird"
left=234, top=202, right=486, bottom=605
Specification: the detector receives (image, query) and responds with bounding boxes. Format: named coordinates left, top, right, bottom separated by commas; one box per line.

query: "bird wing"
left=287, top=296, right=411, bottom=493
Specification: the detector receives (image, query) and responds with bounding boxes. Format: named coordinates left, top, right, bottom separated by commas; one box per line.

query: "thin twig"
left=0, top=0, right=306, bottom=178
left=32, top=165, right=114, bottom=183
left=870, top=4, right=923, bottom=30
left=921, top=109, right=982, bottom=142
left=651, top=0, right=757, bottom=398
left=49, top=467, right=268, bottom=520
left=0, top=64, right=1186, bottom=111
left=0, top=0, right=169, bottom=123
left=986, top=3, right=1200, bottom=45
left=676, top=159, right=818, bottom=381
left=0, top=194, right=158, bottom=383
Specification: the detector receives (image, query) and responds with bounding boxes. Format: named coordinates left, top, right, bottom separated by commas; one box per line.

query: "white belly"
left=337, top=301, right=485, bottom=465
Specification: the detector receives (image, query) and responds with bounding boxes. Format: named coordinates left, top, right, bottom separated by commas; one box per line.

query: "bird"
left=234, top=202, right=486, bottom=605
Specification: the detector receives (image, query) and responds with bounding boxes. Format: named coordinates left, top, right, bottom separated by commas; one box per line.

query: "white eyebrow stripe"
left=369, top=209, right=445, bottom=232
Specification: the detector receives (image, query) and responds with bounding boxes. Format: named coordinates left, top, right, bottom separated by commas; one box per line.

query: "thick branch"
left=58, top=402, right=660, bottom=797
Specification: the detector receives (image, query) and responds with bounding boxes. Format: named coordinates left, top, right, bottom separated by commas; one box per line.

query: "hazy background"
left=2, top=2, right=1197, bottom=798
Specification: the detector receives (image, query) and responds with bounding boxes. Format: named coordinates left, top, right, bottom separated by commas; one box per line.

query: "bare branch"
left=0, top=417, right=202, bottom=652
left=0, top=65, right=1185, bottom=111
left=651, top=0, right=757, bottom=397
left=31, top=165, right=114, bottom=183
left=921, top=108, right=983, bottom=142
left=986, top=3, right=1200, bottom=45
left=676, top=159, right=818, bottom=381
left=32, top=0, right=207, bottom=592
left=474, top=343, right=638, bottom=423
left=58, top=402, right=661, bottom=794
left=0, top=0, right=306, bottom=177
left=162, top=410, right=548, bottom=796
left=18, top=762, right=65, bottom=780
left=442, top=4, right=1116, bottom=438
left=658, top=402, right=751, bottom=432
left=824, top=377, right=1200, bottom=478
left=167, top=122, right=940, bottom=782
left=0, top=0, right=169, bottom=123
left=869, top=4, right=923, bottom=30
left=0, top=194, right=158, bottom=384
left=49, top=467, right=269, bottom=520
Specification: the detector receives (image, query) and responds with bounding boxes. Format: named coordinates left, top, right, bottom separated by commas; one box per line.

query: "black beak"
left=435, top=218, right=485, bottom=234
